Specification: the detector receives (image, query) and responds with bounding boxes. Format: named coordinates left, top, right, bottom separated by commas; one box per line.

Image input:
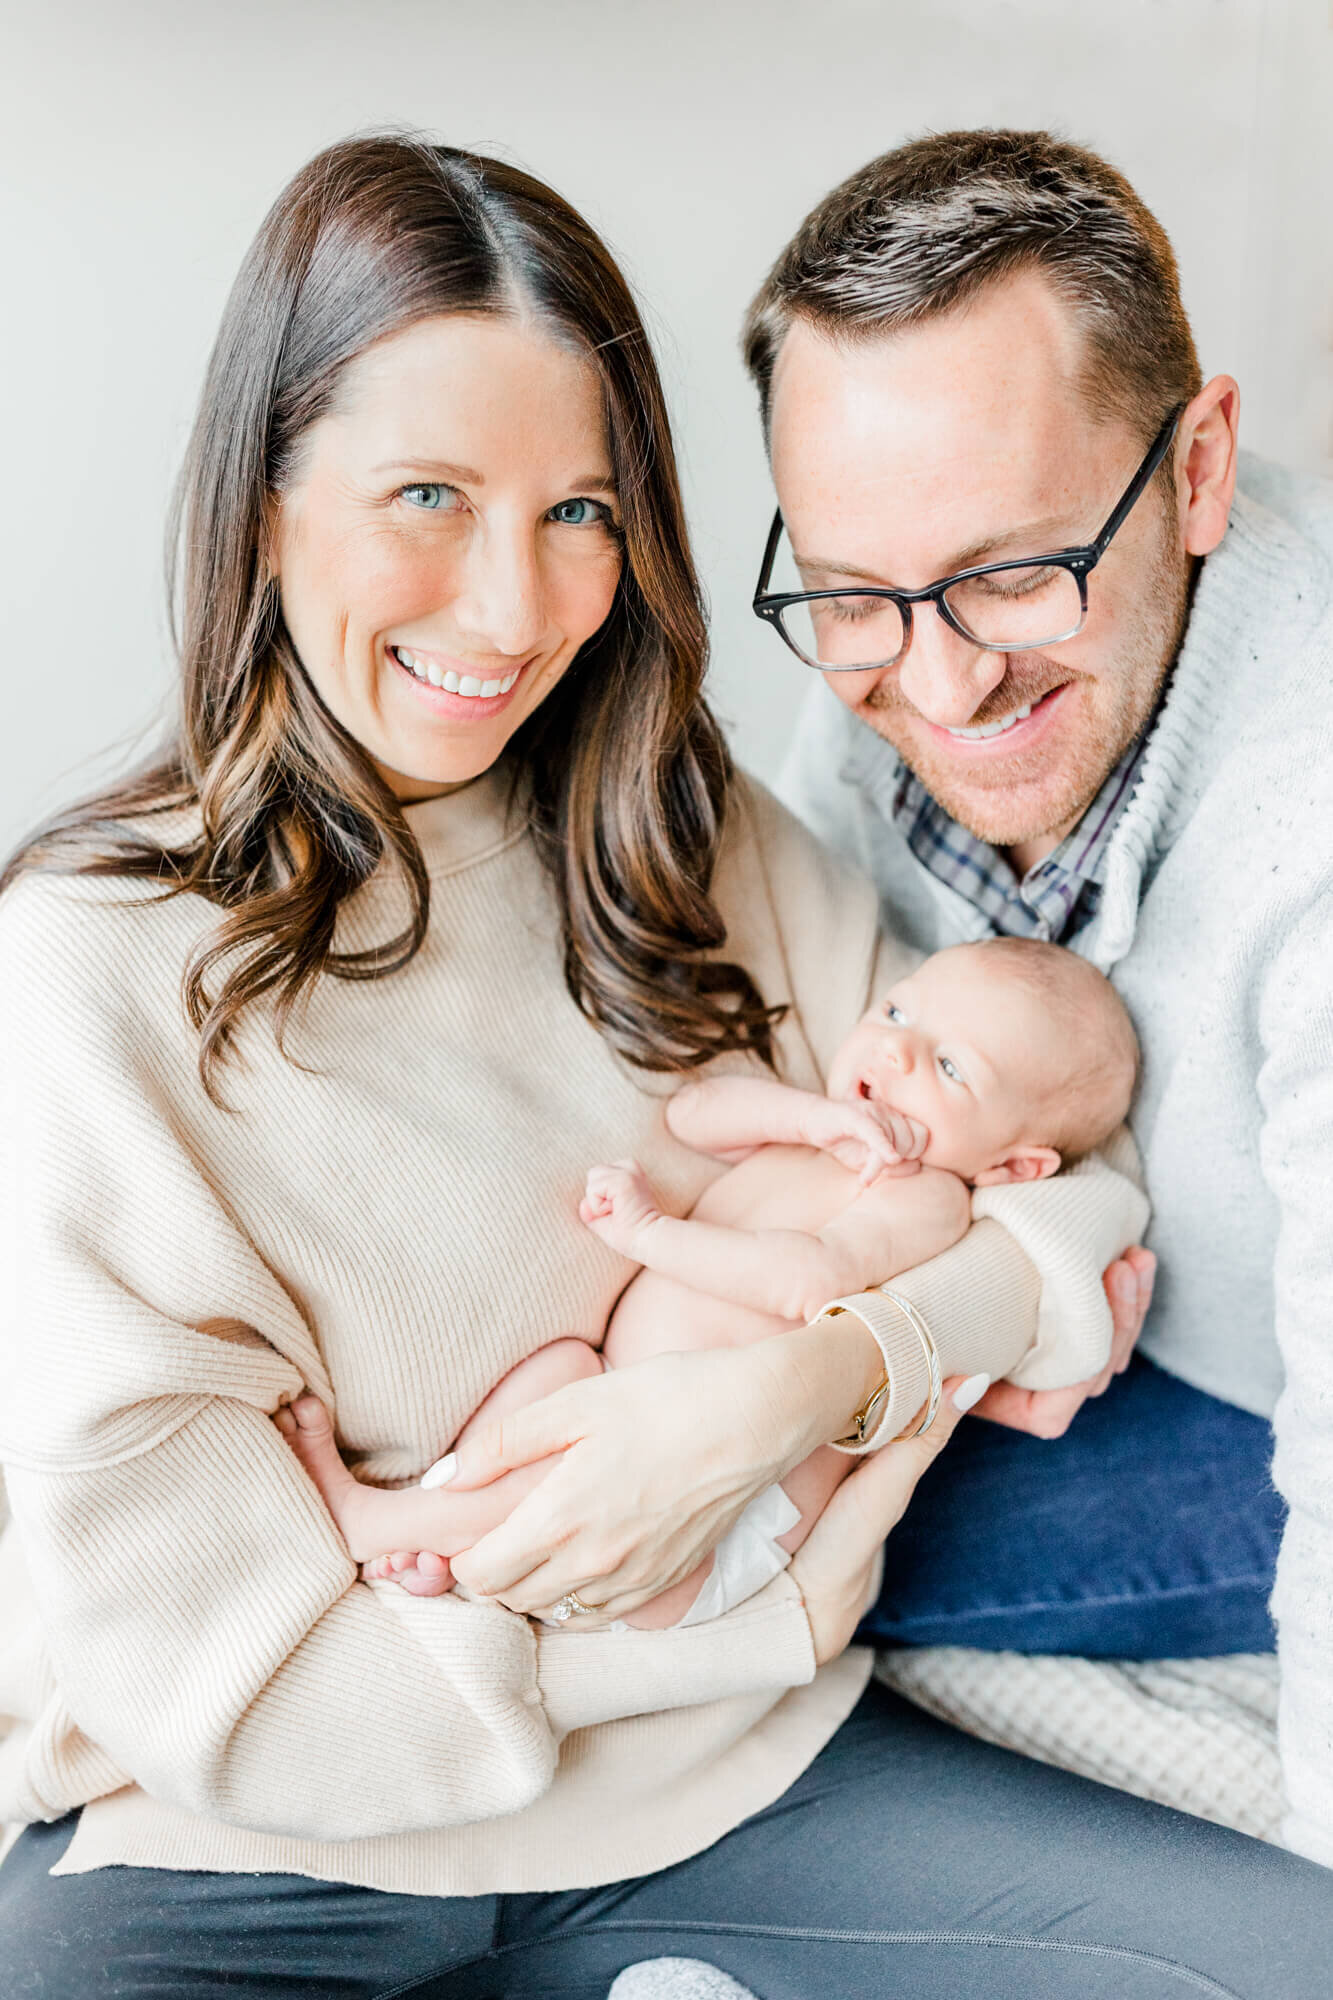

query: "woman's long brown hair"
left=1, top=136, right=781, bottom=1102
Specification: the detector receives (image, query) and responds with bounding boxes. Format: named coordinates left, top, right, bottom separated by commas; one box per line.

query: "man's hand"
left=970, top=1245, right=1156, bottom=1439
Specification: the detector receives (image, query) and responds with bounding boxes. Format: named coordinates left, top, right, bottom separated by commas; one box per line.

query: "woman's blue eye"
left=400, top=483, right=461, bottom=511
left=550, top=497, right=609, bottom=527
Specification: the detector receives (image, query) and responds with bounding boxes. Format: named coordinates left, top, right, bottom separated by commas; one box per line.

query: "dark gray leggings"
left=3, top=1684, right=1330, bottom=1998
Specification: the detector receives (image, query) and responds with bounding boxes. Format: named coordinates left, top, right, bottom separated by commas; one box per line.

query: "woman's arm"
left=0, top=881, right=820, bottom=1842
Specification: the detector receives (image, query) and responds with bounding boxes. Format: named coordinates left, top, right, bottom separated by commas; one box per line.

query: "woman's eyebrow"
left=372, top=457, right=485, bottom=481
left=369, top=458, right=618, bottom=497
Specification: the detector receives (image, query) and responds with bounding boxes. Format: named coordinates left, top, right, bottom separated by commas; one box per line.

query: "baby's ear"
left=972, top=1147, right=1062, bottom=1188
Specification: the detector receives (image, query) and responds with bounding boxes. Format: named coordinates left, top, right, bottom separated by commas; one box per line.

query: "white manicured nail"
left=951, top=1373, right=991, bottom=1414
left=420, top=1452, right=457, bottom=1489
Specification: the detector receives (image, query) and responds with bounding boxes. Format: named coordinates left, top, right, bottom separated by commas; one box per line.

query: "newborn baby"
left=278, top=938, right=1138, bottom=1626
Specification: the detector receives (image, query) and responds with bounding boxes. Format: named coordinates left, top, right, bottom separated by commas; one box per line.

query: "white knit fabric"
left=780, top=459, right=1333, bottom=1864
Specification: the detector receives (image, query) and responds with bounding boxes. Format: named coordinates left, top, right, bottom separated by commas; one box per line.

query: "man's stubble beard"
left=863, top=514, right=1194, bottom=850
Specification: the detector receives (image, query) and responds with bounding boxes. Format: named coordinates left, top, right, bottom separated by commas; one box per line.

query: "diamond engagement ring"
left=550, top=1591, right=597, bottom=1622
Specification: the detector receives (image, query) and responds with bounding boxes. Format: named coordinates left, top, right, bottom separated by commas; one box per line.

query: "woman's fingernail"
left=951, top=1373, right=991, bottom=1414
left=420, top=1453, right=457, bottom=1490
left=1113, top=1270, right=1136, bottom=1304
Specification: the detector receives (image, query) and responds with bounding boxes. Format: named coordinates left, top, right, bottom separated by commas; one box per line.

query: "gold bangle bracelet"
left=818, top=1290, right=943, bottom=1446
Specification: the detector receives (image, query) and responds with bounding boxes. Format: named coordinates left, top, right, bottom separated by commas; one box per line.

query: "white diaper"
left=675, top=1482, right=803, bottom=1627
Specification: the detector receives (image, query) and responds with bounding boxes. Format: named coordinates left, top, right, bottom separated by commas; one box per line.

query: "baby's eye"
left=937, top=1055, right=964, bottom=1083
left=400, top=482, right=464, bottom=512
left=549, top=496, right=614, bottom=528
left=883, top=1002, right=906, bottom=1024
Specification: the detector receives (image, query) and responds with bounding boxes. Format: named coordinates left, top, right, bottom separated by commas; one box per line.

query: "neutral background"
left=1, top=0, right=1329, bottom=853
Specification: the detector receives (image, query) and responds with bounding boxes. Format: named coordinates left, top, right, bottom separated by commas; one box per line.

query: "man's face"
left=767, top=271, right=1192, bottom=852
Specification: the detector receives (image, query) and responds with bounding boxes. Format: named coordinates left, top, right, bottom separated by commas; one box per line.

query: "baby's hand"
left=801, top=1097, right=928, bottom=1184
left=580, top=1159, right=664, bottom=1255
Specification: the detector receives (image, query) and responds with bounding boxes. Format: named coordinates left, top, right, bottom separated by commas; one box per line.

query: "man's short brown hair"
left=743, top=128, right=1202, bottom=445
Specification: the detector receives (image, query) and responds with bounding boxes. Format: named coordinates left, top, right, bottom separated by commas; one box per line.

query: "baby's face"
left=826, top=949, right=1058, bottom=1184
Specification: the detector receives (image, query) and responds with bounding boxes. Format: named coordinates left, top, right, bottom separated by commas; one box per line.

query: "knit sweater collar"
left=1087, top=486, right=1323, bottom=966
left=395, top=760, right=525, bottom=879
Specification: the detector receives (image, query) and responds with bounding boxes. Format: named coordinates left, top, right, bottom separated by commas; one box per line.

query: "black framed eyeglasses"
left=752, top=404, right=1183, bottom=672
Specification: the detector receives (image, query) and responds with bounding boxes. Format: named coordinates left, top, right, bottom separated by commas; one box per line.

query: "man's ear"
left=1177, top=375, right=1240, bottom=559
left=972, top=1147, right=1062, bottom=1188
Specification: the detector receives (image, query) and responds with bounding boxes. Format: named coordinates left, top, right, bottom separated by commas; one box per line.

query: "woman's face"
left=270, top=313, right=624, bottom=799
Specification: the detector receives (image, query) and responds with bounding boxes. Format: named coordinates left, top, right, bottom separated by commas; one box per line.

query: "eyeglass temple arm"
left=1088, top=405, right=1185, bottom=560
left=754, top=509, right=785, bottom=602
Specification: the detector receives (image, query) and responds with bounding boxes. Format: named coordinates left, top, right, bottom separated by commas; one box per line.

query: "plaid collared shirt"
left=889, top=734, right=1150, bottom=944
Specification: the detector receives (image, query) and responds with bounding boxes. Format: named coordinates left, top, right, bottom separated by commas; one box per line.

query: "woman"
left=0, top=135, right=1326, bottom=1998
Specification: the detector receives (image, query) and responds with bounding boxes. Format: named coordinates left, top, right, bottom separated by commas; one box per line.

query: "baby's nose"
left=882, top=1034, right=914, bottom=1075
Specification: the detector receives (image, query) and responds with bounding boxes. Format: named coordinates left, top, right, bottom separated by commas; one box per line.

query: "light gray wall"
left=1, top=0, right=1329, bottom=854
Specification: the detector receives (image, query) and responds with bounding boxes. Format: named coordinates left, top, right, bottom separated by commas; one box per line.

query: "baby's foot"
left=579, top=1159, right=663, bottom=1256
left=362, top=1548, right=454, bottom=1599
left=274, top=1396, right=453, bottom=1592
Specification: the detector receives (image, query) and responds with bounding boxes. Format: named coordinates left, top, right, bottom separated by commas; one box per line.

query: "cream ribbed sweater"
left=0, top=771, right=1145, bottom=1895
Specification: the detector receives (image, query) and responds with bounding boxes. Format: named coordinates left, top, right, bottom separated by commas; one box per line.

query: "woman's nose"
left=895, top=607, right=1009, bottom=730
left=451, top=520, right=548, bottom=659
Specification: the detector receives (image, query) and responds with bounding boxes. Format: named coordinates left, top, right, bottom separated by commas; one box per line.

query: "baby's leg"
left=276, top=1339, right=604, bottom=1592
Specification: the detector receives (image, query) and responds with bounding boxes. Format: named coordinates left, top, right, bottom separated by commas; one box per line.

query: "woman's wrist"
left=768, top=1311, right=888, bottom=1460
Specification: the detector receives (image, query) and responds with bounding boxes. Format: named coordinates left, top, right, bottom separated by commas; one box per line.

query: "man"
left=743, top=130, right=1333, bottom=1862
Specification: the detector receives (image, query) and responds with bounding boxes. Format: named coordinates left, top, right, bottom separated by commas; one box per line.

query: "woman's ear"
left=972, top=1147, right=1062, bottom=1188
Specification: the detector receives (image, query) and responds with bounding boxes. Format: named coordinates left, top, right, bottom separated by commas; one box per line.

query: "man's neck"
left=1003, top=825, right=1074, bottom=878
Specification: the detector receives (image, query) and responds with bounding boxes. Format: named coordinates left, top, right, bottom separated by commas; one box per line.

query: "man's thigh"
left=862, top=1353, right=1283, bottom=1655
left=505, top=1683, right=1333, bottom=2000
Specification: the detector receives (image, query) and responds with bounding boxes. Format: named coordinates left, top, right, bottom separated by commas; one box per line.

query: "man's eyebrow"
left=793, top=515, right=1077, bottom=587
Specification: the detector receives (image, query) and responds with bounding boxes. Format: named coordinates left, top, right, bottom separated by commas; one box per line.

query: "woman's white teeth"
left=945, top=701, right=1034, bottom=742
left=394, top=648, right=519, bottom=698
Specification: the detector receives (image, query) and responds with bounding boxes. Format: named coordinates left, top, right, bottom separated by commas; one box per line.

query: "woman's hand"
left=970, top=1245, right=1156, bottom=1438
left=790, top=1375, right=978, bottom=1662
left=446, top=1317, right=886, bottom=1620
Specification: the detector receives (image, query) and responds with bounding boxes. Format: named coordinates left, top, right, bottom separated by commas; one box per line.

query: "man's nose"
left=451, top=518, right=548, bottom=659
left=894, top=605, right=1009, bottom=728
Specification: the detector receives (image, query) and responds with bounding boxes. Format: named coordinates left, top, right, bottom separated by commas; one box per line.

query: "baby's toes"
left=396, top=1551, right=453, bottom=1598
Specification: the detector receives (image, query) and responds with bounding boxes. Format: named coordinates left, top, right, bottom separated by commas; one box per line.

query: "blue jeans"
left=4, top=1682, right=1331, bottom=1997
left=861, top=1353, right=1284, bottom=1657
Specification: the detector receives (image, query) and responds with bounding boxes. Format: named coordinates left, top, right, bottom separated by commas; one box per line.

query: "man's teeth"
left=945, top=701, right=1034, bottom=742
left=393, top=648, right=518, bottom=698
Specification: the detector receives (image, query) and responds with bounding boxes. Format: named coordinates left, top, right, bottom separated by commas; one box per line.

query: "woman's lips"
left=387, top=644, right=532, bottom=717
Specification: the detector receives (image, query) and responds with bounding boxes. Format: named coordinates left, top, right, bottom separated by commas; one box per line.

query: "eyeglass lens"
left=769, top=531, right=1085, bottom=669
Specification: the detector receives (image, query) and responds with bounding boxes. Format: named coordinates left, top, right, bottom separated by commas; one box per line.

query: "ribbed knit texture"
left=0, top=772, right=1143, bottom=1894
left=780, top=460, right=1333, bottom=1864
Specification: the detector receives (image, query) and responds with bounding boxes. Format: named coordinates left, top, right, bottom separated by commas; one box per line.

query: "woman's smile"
left=387, top=641, right=534, bottom=717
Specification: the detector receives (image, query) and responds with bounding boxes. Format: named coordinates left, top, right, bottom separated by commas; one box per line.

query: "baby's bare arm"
left=584, top=1161, right=971, bottom=1326
left=667, top=1074, right=925, bottom=1179
left=666, top=1075, right=845, bottom=1162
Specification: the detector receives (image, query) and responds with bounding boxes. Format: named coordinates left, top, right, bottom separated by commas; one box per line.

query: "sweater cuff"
left=535, top=1570, right=816, bottom=1739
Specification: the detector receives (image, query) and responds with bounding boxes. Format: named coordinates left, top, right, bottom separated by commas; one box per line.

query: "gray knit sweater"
left=779, top=461, right=1333, bottom=1864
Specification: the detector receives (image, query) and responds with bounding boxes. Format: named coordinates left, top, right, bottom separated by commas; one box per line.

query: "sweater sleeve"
left=1260, top=880, right=1333, bottom=1865
left=0, top=879, right=814, bottom=1843
left=733, top=777, right=1151, bottom=1441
